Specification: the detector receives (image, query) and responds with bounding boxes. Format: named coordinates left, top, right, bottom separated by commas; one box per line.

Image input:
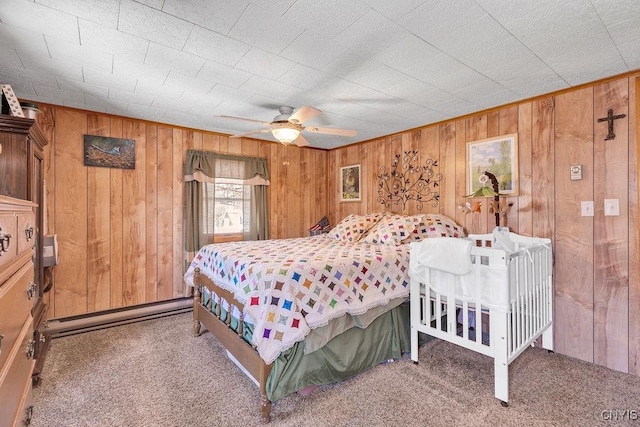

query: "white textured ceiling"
left=1, top=0, right=639, bottom=149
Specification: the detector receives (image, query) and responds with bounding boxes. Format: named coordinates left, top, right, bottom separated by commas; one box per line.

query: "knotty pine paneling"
left=517, top=103, right=533, bottom=235
left=42, top=105, right=328, bottom=318
left=531, top=97, right=555, bottom=239
left=110, top=118, right=124, bottom=308
left=86, top=115, right=111, bottom=312
left=53, top=109, right=89, bottom=316
left=593, top=80, right=629, bottom=372
left=145, top=125, right=159, bottom=302
left=156, top=125, right=174, bottom=302
left=123, top=120, right=147, bottom=305
left=326, top=74, right=639, bottom=375
left=554, top=88, right=596, bottom=363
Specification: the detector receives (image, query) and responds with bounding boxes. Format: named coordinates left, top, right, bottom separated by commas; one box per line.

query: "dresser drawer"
left=0, top=260, right=34, bottom=372
left=17, top=212, right=36, bottom=255
left=0, top=317, right=35, bottom=427
left=0, top=212, right=18, bottom=271
left=17, top=381, right=34, bottom=427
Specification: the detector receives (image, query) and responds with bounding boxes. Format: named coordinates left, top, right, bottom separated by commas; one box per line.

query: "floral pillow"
left=409, top=213, right=466, bottom=240
left=361, top=214, right=422, bottom=245
left=329, top=213, right=383, bottom=242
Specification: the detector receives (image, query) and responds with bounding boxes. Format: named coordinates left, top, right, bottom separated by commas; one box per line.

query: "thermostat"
left=570, top=165, right=582, bottom=180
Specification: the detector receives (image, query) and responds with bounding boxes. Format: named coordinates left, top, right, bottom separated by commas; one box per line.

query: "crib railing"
left=410, top=230, right=553, bottom=405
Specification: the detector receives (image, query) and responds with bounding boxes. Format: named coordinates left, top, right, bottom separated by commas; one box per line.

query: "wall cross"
left=597, top=108, right=626, bottom=140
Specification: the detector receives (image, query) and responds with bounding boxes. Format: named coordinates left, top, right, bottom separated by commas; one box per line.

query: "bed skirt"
left=267, top=301, right=417, bottom=401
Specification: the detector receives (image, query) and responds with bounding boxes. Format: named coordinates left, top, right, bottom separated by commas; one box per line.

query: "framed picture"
left=466, top=134, right=518, bottom=195
left=340, top=164, right=361, bottom=202
left=84, top=135, right=135, bottom=169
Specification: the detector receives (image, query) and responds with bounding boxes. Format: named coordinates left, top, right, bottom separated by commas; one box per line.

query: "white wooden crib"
left=409, top=228, right=553, bottom=406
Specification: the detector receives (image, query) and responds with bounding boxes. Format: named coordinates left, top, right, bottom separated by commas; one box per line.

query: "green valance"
left=184, top=149, right=270, bottom=185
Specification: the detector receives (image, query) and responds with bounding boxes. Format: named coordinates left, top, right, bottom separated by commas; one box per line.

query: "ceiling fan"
left=216, top=105, right=357, bottom=146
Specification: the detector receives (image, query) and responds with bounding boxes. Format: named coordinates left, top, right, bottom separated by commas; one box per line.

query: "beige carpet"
left=31, top=312, right=640, bottom=427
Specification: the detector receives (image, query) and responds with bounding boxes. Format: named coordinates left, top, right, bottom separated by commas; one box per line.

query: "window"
left=185, top=149, right=269, bottom=256
left=202, top=181, right=251, bottom=236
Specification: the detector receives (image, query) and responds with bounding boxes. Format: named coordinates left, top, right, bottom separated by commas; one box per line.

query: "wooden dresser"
left=0, top=115, right=49, bottom=426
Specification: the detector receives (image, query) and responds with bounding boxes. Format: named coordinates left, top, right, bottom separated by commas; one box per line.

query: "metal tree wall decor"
left=377, top=151, right=442, bottom=210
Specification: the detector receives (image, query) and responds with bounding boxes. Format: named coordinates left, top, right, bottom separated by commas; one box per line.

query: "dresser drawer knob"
left=24, top=405, right=34, bottom=426
left=26, top=282, right=37, bottom=300
left=24, top=223, right=35, bottom=241
left=26, top=339, right=35, bottom=359
left=0, top=227, right=11, bottom=254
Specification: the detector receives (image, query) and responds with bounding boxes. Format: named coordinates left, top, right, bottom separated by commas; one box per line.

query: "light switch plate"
left=604, top=199, right=619, bottom=216
left=581, top=201, right=594, bottom=217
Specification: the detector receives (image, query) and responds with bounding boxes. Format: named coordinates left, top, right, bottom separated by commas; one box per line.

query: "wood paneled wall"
left=34, top=73, right=639, bottom=377
left=36, top=106, right=328, bottom=319
left=327, top=74, right=639, bottom=376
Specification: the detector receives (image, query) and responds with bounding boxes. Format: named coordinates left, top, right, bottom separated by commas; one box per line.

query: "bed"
left=408, top=227, right=553, bottom=406
left=184, top=212, right=465, bottom=422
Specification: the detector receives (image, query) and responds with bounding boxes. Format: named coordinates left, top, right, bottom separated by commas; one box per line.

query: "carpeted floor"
left=31, top=312, right=640, bottom=427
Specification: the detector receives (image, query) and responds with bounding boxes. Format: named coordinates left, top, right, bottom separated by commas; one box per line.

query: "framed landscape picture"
left=340, top=164, right=361, bottom=202
left=466, top=134, right=518, bottom=195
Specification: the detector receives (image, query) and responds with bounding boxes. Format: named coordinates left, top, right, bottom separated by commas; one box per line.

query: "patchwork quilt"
left=184, top=235, right=411, bottom=364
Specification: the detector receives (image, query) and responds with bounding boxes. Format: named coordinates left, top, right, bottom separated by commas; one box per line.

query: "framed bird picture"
left=84, top=135, right=135, bottom=169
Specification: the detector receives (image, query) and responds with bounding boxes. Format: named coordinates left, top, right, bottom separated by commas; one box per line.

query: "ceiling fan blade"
left=288, top=105, right=321, bottom=124
left=293, top=134, right=310, bottom=147
left=229, top=129, right=271, bottom=138
left=304, top=126, right=357, bottom=137
left=216, top=114, right=272, bottom=125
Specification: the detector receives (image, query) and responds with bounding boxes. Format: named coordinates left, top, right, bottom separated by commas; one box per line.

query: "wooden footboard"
left=192, top=268, right=274, bottom=423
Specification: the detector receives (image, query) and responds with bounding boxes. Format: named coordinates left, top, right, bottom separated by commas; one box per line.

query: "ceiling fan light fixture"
left=271, top=127, right=300, bottom=144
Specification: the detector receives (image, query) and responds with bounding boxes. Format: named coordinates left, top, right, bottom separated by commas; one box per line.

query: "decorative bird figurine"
left=489, top=199, right=514, bottom=215
left=457, top=202, right=472, bottom=214
left=457, top=201, right=483, bottom=214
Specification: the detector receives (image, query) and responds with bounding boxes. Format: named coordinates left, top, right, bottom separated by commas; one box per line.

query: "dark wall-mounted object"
left=83, top=135, right=135, bottom=169
left=377, top=150, right=442, bottom=210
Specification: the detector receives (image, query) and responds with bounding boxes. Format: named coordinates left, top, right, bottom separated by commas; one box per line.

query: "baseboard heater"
left=46, top=298, right=193, bottom=338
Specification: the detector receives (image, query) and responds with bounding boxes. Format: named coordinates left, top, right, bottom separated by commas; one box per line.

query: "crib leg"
left=493, top=312, right=509, bottom=405
left=409, top=279, right=421, bottom=363
left=541, top=324, right=554, bottom=352
left=494, top=356, right=509, bottom=405
left=410, top=326, right=419, bottom=363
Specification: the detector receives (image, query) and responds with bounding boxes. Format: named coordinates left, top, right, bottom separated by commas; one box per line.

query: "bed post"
left=259, top=362, right=273, bottom=423
left=193, top=267, right=202, bottom=337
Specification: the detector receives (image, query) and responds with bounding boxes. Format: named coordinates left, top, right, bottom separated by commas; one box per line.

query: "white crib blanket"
left=409, top=239, right=512, bottom=312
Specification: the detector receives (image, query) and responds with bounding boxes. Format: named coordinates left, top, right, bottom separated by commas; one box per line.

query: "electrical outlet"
left=581, top=201, right=594, bottom=217
left=604, top=199, right=619, bottom=216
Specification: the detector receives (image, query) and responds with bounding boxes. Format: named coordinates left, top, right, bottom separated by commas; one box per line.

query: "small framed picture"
left=340, top=164, right=361, bottom=202
left=466, top=134, right=518, bottom=196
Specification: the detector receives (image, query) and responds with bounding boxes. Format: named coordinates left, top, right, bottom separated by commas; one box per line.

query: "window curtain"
left=184, top=149, right=270, bottom=258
